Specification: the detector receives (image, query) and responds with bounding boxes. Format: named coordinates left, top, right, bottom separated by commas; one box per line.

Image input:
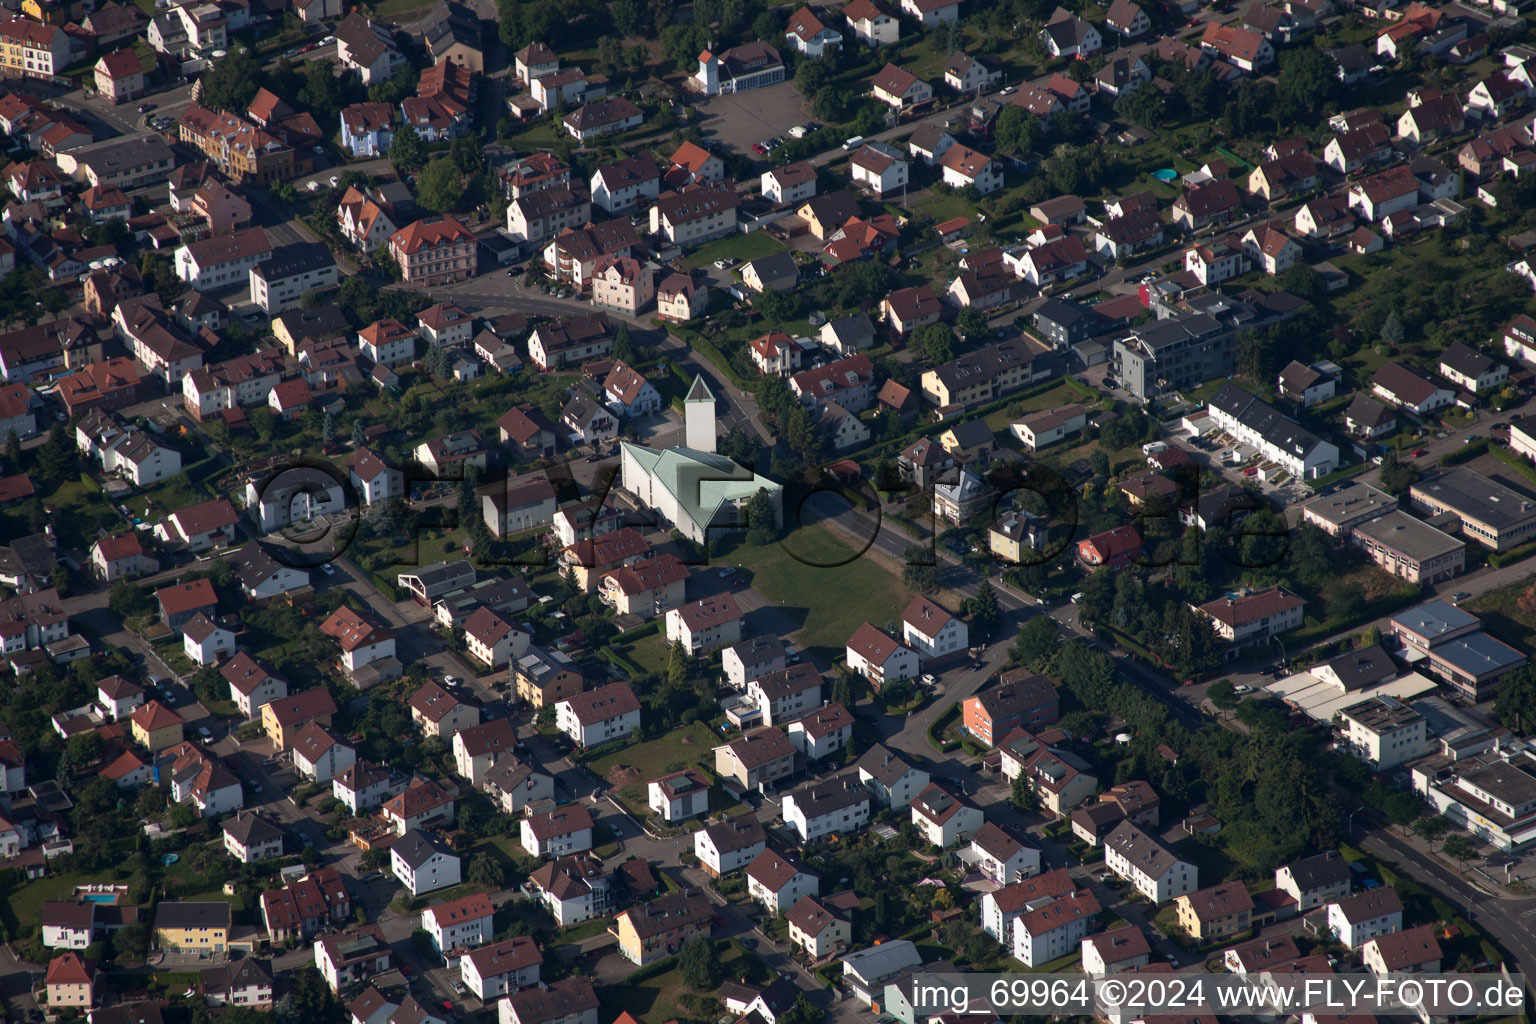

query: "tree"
left=1115, top=86, right=1166, bottom=128
left=911, top=323, right=955, bottom=364
left=612, top=0, right=645, bottom=35
left=37, top=422, right=75, bottom=484
left=1275, top=46, right=1337, bottom=126
left=666, top=638, right=690, bottom=689
left=467, top=853, right=505, bottom=888
left=794, top=55, right=833, bottom=97
left=198, top=47, right=262, bottom=113
left=350, top=419, right=366, bottom=448
left=613, top=322, right=636, bottom=362
left=679, top=936, right=719, bottom=988
left=967, top=578, right=1001, bottom=639
left=1010, top=772, right=1037, bottom=811
left=1207, top=679, right=1239, bottom=710
left=109, top=579, right=151, bottom=619
left=1413, top=815, right=1450, bottom=850
left=902, top=541, right=938, bottom=594
left=1011, top=616, right=1057, bottom=670
left=956, top=306, right=990, bottom=342
left=746, top=487, right=778, bottom=545
left=390, top=124, right=424, bottom=171
left=1380, top=310, right=1405, bottom=346
left=417, top=157, right=461, bottom=213
left=114, top=919, right=149, bottom=960
left=1442, top=833, right=1478, bottom=870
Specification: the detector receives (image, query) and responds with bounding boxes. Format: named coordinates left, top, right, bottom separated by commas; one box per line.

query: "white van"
left=1141, top=441, right=1168, bottom=455
left=842, top=135, right=864, bottom=150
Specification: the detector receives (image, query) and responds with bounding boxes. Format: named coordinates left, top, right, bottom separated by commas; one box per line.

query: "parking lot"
left=696, top=81, right=812, bottom=158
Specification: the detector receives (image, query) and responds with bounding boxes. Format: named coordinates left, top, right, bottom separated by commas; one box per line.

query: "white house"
left=1274, top=851, right=1352, bottom=912
left=391, top=830, right=461, bottom=897
left=460, top=937, right=542, bottom=1001
left=290, top=723, right=356, bottom=785
left=451, top=719, right=518, bottom=785
left=845, top=623, right=920, bottom=688
left=1012, top=888, right=1099, bottom=967
left=182, top=615, right=234, bottom=667
left=910, top=783, right=984, bottom=848
left=967, top=822, right=1040, bottom=885
left=647, top=768, right=711, bottom=823
left=782, top=776, right=871, bottom=843
left=556, top=681, right=640, bottom=748
left=1103, top=822, right=1196, bottom=904
left=746, top=849, right=819, bottom=914
left=694, top=817, right=767, bottom=876
left=855, top=745, right=930, bottom=809
left=520, top=805, right=595, bottom=858
left=787, top=702, right=854, bottom=761
left=1326, top=889, right=1403, bottom=948
left=901, top=596, right=968, bottom=662
left=421, top=893, right=494, bottom=954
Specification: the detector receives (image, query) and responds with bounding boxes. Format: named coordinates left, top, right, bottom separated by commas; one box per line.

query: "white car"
left=921, top=673, right=936, bottom=685
left=305, top=181, right=320, bottom=191
left=328, top=175, right=339, bottom=187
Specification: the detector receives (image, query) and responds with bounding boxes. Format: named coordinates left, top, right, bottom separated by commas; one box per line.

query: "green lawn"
left=585, top=721, right=721, bottom=816
left=1, top=872, right=107, bottom=939
left=599, top=941, right=764, bottom=1024
left=909, top=191, right=974, bottom=227
left=728, top=521, right=914, bottom=664
left=680, top=232, right=786, bottom=270
left=609, top=632, right=672, bottom=677
left=982, top=381, right=1104, bottom=434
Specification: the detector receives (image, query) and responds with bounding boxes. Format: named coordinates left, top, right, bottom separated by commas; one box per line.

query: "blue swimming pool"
left=81, top=893, right=118, bottom=904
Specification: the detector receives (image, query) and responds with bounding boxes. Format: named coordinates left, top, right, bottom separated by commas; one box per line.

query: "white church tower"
left=684, top=374, right=716, bottom=453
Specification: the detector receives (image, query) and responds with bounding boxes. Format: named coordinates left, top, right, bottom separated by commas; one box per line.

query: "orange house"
left=1076, top=525, right=1143, bottom=571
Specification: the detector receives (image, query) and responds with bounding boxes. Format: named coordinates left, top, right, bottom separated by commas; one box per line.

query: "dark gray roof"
left=856, top=744, right=918, bottom=787
left=221, top=813, right=284, bottom=847
left=1284, top=850, right=1351, bottom=891
left=745, top=250, right=798, bottom=284
left=1323, top=643, right=1398, bottom=690
left=824, top=312, right=876, bottom=347
left=155, top=901, right=232, bottom=929
left=1345, top=392, right=1396, bottom=427
left=1412, top=468, right=1536, bottom=532
left=1209, top=382, right=1331, bottom=462
left=393, top=828, right=452, bottom=870
left=251, top=242, right=335, bottom=283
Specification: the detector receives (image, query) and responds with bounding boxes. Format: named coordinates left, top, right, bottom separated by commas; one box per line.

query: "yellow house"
left=259, top=688, right=337, bottom=751
left=129, top=700, right=184, bottom=752
left=21, top=0, right=82, bottom=26
left=44, top=953, right=96, bottom=1007
left=154, top=901, right=230, bottom=954
left=1174, top=882, right=1253, bottom=941
left=614, top=889, right=712, bottom=965
left=513, top=648, right=585, bottom=708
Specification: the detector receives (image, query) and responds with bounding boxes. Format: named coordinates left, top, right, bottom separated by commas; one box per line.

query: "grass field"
left=0, top=872, right=97, bottom=939
left=599, top=941, right=764, bottom=1024
left=731, top=521, right=914, bottom=663
left=586, top=721, right=721, bottom=815
left=680, top=232, right=786, bottom=270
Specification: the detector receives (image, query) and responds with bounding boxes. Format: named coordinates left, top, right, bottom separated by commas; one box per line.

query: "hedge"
left=1438, top=438, right=1491, bottom=466
left=927, top=701, right=961, bottom=753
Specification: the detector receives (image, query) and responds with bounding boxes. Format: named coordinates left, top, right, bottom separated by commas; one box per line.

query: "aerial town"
left=2, top=0, right=1536, bottom=1020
